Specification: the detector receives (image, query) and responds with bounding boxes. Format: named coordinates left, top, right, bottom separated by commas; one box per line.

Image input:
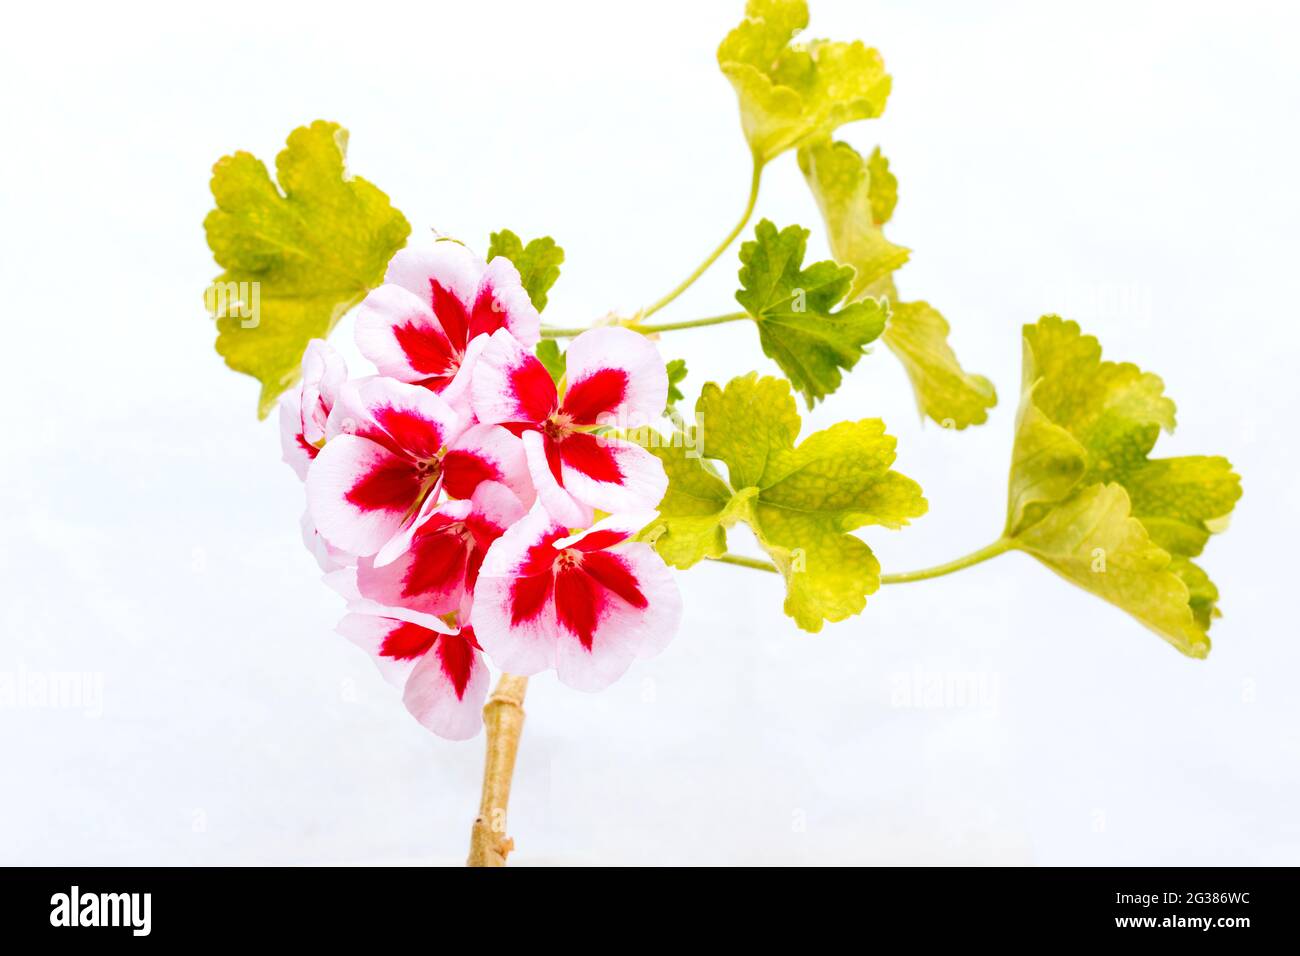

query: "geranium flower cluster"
left=279, top=242, right=682, bottom=739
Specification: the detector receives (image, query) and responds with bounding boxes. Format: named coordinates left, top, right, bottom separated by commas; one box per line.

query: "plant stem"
left=466, top=673, right=528, bottom=867
left=639, top=159, right=763, bottom=320
left=541, top=311, right=749, bottom=339
left=877, top=538, right=1012, bottom=584
left=706, top=538, right=1013, bottom=585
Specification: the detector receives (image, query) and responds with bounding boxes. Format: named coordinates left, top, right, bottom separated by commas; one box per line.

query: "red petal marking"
left=468, top=280, right=510, bottom=340
left=508, top=355, right=559, bottom=423
left=557, top=432, right=624, bottom=484
left=296, top=433, right=319, bottom=459
left=562, top=368, right=629, bottom=425
left=403, top=531, right=470, bottom=601
left=554, top=565, right=601, bottom=650
left=518, top=527, right=567, bottom=575
left=414, top=373, right=457, bottom=393
left=569, top=528, right=631, bottom=552
left=434, top=631, right=476, bottom=699
left=379, top=620, right=439, bottom=661
left=543, top=434, right=564, bottom=484
left=373, top=404, right=444, bottom=461
left=393, top=320, right=457, bottom=376
left=345, top=454, right=423, bottom=514
left=465, top=514, right=507, bottom=551
left=509, top=571, right=553, bottom=625
left=464, top=545, right=487, bottom=592
left=441, top=449, right=501, bottom=500
left=580, top=551, right=648, bottom=609
left=429, top=280, right=470, bottom=351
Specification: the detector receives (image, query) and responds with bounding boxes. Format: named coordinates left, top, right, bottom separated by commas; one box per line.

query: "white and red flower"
left=352, top=242, right=540, bottom=411
left=337, top=611, right=489, bottom=740
left=306, top=377, right=531, bottom=556
left=470, top=326, right=669, bottom=525
left=471, top=506, right=681, bottom=691
left=280, top=339, right=347, bottom=480
left=356, top=480, right=526, bottom=617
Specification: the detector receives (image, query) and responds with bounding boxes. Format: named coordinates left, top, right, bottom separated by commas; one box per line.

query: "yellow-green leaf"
left=798, top=138, right=995, bottom=428
left=1004, top=316, right=1242, bottom=657
left=204, top=121, right=410, bottom=417
left=487, top=229, right=564, bottom=312
left=645, top=373, right=926, bottom=631
left=718, top=0, right=891, bottom=164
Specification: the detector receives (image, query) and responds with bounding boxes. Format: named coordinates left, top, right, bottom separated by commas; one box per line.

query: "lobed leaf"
left=718, top=0, right=891, bottom=164
left=735, top=219, right=888, bottom=407
left=487, top=229, right=564, bottom=312
left=204, top=120, right=410, bottom=417
left=643, top=372, right=926, bottom=632
left=1003, top=316, right=1242, bottom=657
left=799, top=138, right=995, bottom=428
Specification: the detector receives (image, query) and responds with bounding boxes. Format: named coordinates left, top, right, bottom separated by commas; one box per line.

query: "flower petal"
left=356, top=500, right=475, bottom=615
left=354, top=284, right=457, bottom=383
left=280, top=393, right=315, bottom=481
left=561, top=326, right=668, bottom=426
left=307, top=435, right=424, bottom=556
left=559, top=434, right=668, bottom=515
left=402, top=630, right=490, bottom=740
left=443, top=422, right=533, bottom=505
left=383, top=243, right=482, bottom=350
left=522, top=429, right=593, bottom=527
left=470, top=328, right=558, bottom=425
left=468, top=256, right=541, bottom=347
left=553, top=542, right=681, bottom=690
left=352, top=377, right=468, bottom=461
left=471, top=503, right=566, bottom=676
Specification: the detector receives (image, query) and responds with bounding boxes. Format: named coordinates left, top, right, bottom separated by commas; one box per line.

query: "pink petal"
left=471, top=503, right=566, bottom=676
left=553, top=511, right=658, bottom=552
left=354, top=284, right=457, bottom=383
left=356, top=499, right=475, bottom=615
left=443, top=422, right=534, bottom=505
left=561, top=327, right=668, bottom=426
left=558, top=434, right=668, bottom=515
left=522, top=430, right=593, bottom=528
left=306, top=435, right=423, bottom=556
left=383, top=244, right=482, bottom=352
left=352, top=377, right=469, bottom=462
left=300, top=509, right=353, bottom=572
left=401, top=630, right=490, bottom=740
left=470, top=329, right=558, bottom=426
left=468, top=256, right=541, bottom=347
left=336, top=612, right=426, bottom=687
left=553, top=541, right=681, bottom=691
left=279, top=393, right=315, bottom=481
left=300, top=339, right=347, bottom=444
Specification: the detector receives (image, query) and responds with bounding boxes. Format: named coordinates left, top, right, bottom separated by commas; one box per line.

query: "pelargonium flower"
left=306, top=377, right=531, bottom=556
left=280, top=339, right=347, bottom=481
left=357, top=480, right=525, bottom=616
left=337, top=611, right=489, bottom=740
left=470, top=326, right=669, bottom=526
left=471, top=506, right=682, bottom=691
left=352, top=242, right=540, bottom=410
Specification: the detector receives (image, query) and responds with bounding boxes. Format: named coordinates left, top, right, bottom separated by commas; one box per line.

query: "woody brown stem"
left=466, top=673, right=528, bottom=867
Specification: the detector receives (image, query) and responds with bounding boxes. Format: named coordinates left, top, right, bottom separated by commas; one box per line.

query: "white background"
left=2, top=0, right=1297, bottom=865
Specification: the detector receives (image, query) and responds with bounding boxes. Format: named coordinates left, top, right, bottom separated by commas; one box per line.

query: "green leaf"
left=487, top=229, right=564, bottom=312
left=798, top=138, right=995, bottom=428
left=665, top=358, right=688, bottom=407
left=204, top=120, right=410, bottom=418
left=717, top=0, right=891, bottom=164
left=535, top=339, right=567, bottom=386
left=1004, top=316, right=1242, bottom=657
left=735, top=219, right=888, bottom=408
left=643, top=373, right=926, bottom=632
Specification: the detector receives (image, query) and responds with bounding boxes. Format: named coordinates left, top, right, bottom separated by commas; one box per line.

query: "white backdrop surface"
left=1, top=0, right=1297, bottom=865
